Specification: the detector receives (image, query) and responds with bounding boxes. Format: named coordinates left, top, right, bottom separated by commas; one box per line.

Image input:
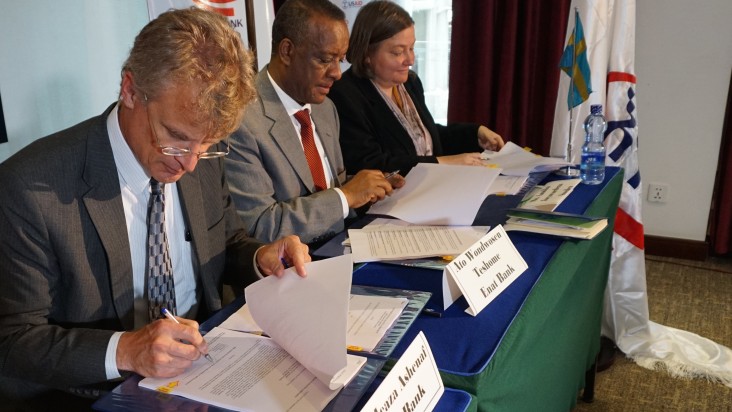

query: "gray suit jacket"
left=0, top=104, right=262, bottom=400
left=225, top=68, right=350, bottom=245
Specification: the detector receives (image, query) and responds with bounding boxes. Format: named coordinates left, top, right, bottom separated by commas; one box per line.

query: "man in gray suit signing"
left=225, top=0, right=406, bottom=246
left=0, top=8, right=310, bottom=408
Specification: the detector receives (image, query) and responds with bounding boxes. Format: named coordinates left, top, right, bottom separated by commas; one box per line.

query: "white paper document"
left=518, top=178, right=580, bottom=211
left=140, top=255, right=369, bottom=411
left=367, top=163, right=502, bottom=225
left=219, top=294, right=408, bottom=353
left=218, top=303, right=261, bottom=335
left=347, top=294, right=408, bottom=351
left=244, top=254, right=354, bottom=390
left=139, top=327, right=365, bottom=412
left=359, top=217, right=414, bottom=230
left=445, top=225, right=529, bottom=316
left=359, top=331, right=444, bottom=412
left=348, top=225, right=489, bottom=263
left=140, top=328, right=366, bottom=411
left=343, top=218, right=488, bottom=244
left=486, top=175, right=529, bottom=196
left=481, top=142, right=572, bottom=176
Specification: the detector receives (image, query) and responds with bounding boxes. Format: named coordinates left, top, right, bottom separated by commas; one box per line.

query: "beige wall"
left=636, top=0, right=732, bottom=241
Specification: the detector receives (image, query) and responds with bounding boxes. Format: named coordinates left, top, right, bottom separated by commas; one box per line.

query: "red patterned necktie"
left=147, top=178, right=176, bottom=321
left=294, top=109, right=327, bottom=191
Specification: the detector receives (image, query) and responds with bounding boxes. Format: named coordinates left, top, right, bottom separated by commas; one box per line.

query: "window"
left=398, top=0, right=452, bottom=124
left=336, top=0, right=453, bottom=123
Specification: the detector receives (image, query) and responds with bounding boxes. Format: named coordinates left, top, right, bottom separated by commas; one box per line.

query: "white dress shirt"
left=103, top=103, right=199, bottom=378
left=267, top=71, right=349, bottom=218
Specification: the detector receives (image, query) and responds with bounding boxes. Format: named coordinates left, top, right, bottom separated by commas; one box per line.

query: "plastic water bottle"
left=580, top=104, right=606, bottom=185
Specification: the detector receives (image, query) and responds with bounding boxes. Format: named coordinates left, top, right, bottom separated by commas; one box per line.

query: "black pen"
left=421, top=308, right=442, bottom=318
left=161, top=308, right=215, bottom=363
left=384, top=170, right=400, bottom=180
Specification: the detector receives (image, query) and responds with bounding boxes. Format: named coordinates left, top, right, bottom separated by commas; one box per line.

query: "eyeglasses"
left=159, top=139, right=230, bottom=159
left=144, top=95, right=229, bottom=159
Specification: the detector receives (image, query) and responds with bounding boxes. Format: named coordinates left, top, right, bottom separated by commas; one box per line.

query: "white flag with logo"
left=147, top=0, right=274, bottom=70
left=552, top=0, right=732, bottom=387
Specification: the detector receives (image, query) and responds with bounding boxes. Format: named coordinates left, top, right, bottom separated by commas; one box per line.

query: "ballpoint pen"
left=161, top=308, right=215, bottom=363
left=421, top=308, right=442, bottom=318
left=384, top=170, right=400, bottom=180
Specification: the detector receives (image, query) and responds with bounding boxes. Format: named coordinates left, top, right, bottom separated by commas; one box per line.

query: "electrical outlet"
left=647, top=182, right=669, bottom=203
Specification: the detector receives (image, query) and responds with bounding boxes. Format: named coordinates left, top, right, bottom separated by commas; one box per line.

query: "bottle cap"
left=590, top=104, right=603, bottom=115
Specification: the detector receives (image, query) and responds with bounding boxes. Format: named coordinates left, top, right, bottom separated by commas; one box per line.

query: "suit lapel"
left=81, top=105, right=135, bottom=330
left=257, top=71, right=318, bottom=192
left=176, top=171, right=210, bottom=295
left=310, top=106, right=340, bottom=187
left=356, top=75, right=417, bottom=154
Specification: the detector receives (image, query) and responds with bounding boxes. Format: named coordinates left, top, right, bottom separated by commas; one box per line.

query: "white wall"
left=1, top=1, right=731, bottom=243
left=636, top=0, right=732, bottom=241
left=0, top=1, right=148, bottom=162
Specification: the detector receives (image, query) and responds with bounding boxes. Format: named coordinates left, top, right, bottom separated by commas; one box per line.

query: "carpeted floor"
left=572, top=255, right=732, bottom=411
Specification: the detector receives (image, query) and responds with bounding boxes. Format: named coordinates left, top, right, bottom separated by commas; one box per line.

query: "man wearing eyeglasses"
left=0, top=8, right=310, bottom=407
left=225, top=0, right=406, bottom=247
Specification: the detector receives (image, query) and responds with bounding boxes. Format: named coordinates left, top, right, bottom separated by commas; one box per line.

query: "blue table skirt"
left=354, top=375, right=476, bottom=412
left=352, top=167, right=620, bottom=376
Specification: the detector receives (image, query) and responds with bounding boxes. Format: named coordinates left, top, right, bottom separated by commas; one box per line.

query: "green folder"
left=504, top=208, right=608, bottom=239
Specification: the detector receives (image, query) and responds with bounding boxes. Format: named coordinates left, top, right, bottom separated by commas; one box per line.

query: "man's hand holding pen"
left=383, top=169, right=400, bottom=180
left=115, top=232, right=312, bottom=380
left=162, top=308, right=214, bottom=363
left=341, top=169, right=405, bottom=208
left=257, top=235, right=311, bottom=278
left=116, top=314, right=212, bottom=379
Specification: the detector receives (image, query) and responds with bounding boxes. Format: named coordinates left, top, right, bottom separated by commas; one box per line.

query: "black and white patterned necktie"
left=147, top=178, right=176, bottom=321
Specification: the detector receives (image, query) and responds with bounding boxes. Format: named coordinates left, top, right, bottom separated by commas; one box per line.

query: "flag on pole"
left=552, top=0, right=732, bottom=387
left=559, top=10, right=592, bottom=110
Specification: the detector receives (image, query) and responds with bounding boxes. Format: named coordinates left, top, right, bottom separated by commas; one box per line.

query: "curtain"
left=448, top=0, right=571, bottom=156
left=710, top=69, right=732, bottom=255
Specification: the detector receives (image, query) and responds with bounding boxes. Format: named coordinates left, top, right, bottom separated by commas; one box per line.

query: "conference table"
left=341, top=166, right=624, bottom=411
left=94, top=166, right=622, bottom=412
left=93, top=285, right=476, bottom=412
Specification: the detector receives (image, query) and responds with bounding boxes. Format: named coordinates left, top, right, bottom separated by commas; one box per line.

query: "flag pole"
left=245, top=0, right=258, bottom=69
left=557, top=9, right=580, bottom=177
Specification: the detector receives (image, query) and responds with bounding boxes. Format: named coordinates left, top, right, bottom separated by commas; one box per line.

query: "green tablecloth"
left=442, top=169, right=624, bottom=411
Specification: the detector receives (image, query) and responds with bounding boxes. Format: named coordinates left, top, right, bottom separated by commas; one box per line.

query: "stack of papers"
left=518, top=179, right=581, bottom=211
left=139, top=255, right=391, bottom=412
left=367, top=163, right=501, bottom=225
left=219, top=294, right=408, bottom=353
left=139, top=327, right=362, bottom=411
left=504, top=208, right=608, bottom=239
left=486, top=175, right=529, bottom=196
left=347, top=220, right=489, bottom=263
left=481, top=142, right=572, bottom=176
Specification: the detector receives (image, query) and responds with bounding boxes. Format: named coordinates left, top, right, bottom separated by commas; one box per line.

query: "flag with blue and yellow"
left=560, top=10, right=592, bottom=109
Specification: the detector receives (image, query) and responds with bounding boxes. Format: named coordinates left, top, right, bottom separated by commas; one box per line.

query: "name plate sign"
left=445, top=225, right=528, bottom=316
left=360, top=331, right=443, bottom=412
